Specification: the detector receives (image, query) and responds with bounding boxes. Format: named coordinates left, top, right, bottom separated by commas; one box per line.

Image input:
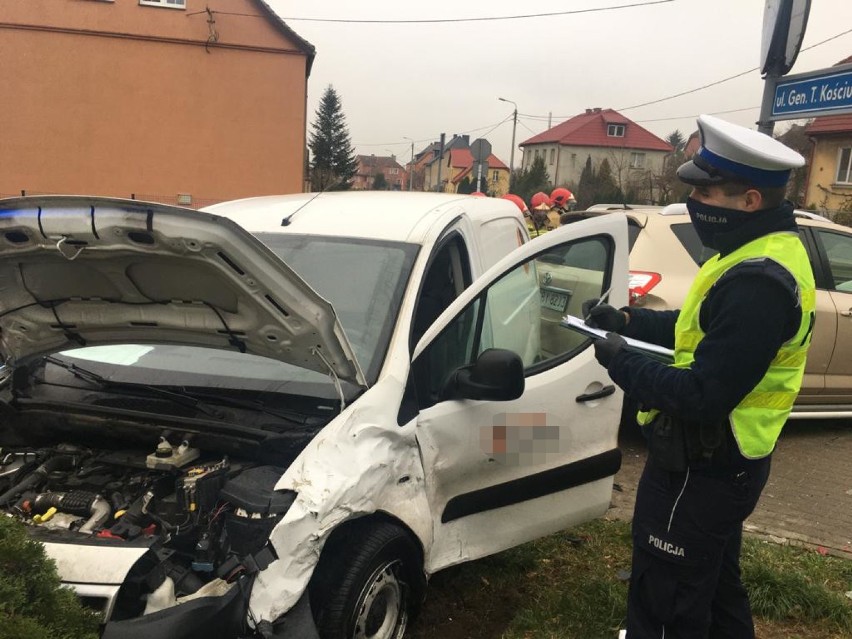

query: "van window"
left=412, top=236, right=472, bottom=348
left=414, top=236, right=612, bottom=407
left=478, top=217, right=527, bottom=269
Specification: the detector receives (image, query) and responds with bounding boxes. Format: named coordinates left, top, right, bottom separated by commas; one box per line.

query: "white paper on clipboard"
left=561, top=314, right=675, bottom=362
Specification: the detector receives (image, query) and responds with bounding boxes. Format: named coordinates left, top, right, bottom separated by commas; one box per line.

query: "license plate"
left=540, top=288, right=569, bottom=312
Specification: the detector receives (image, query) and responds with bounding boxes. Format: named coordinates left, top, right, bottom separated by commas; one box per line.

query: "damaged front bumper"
left=99, top=583, right=319, bottom=639
left=101, top=576, right=247, bottom=639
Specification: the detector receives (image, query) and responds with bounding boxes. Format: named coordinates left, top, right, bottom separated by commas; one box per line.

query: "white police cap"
left=677, top=114, right=805, bottom=188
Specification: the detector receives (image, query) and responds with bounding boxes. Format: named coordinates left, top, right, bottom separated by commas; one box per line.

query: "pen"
left=585, top=285, right=613, bottom=320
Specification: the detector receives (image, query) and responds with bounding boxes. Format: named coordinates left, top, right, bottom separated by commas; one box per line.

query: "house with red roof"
left=519, top=108, right=673, bottom=201
left=444, top=149, right=510, bottom=196
left=421, top=135, right=510, bottom=195
left=407, top=142, right=442, bottom=191
left=353, top=155, right=407, bottom=190
left=804, top=114, right=852, bottom=211
left=803, top=56, right=852, bottom=212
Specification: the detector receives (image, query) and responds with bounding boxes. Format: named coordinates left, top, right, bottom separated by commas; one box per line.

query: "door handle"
left=841, top=309, right=852, bottom=317
left=576, top=384, right=616, bottom=403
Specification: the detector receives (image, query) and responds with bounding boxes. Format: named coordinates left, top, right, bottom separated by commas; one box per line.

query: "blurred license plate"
left=540, top=288, right=568, bottom=312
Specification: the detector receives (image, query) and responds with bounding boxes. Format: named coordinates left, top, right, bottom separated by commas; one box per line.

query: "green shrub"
left=833, top=209, right=852, bottom=228
left=0, top=516, right=100, bottom=639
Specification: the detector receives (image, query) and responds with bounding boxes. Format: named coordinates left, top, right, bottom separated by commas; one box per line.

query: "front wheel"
left=309, top=520, right=425, bottom=639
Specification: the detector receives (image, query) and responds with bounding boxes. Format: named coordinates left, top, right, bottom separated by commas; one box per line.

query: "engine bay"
left=0, top=435, right=298, bottom=620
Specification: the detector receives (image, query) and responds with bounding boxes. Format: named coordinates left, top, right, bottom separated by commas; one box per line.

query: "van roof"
left=203, top=192, right=522, bottom=244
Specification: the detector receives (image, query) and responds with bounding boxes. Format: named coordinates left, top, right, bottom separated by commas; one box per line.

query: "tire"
left=309, top=520, right=425, bottom=639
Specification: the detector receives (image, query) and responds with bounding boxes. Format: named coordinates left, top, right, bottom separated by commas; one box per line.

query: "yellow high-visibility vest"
left=638, top=231, right=815, bottom=459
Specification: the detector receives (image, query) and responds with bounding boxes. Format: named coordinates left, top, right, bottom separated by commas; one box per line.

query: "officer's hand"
left=594, top=332, right=627, bottom=368
left=582, top=299, right=627, bottom=333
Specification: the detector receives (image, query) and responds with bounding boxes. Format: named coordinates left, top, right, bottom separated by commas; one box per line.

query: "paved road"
left=608, top=418, right=852, bottom=559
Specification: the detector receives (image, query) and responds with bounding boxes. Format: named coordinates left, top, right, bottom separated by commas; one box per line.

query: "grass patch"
left=742, top=538, right=852, bottom=631
left=411, top=519, right=852, bottom=639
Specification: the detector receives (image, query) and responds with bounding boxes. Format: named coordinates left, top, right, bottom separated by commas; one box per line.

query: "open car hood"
left=0, top=196, right=366, bottom=387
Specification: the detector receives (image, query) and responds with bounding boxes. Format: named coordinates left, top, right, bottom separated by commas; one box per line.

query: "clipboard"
left=561, top=314, right=675, bottom=363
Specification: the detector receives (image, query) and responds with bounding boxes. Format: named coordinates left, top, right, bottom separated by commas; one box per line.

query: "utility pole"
left=435, top=133, right=445, bottom=192
left=403, top=136, right=415, bottom=190
left=499, top=97, right=518, bottom=192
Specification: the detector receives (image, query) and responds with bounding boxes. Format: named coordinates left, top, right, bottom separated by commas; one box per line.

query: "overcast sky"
left=266, top=0, right=852, bottom=170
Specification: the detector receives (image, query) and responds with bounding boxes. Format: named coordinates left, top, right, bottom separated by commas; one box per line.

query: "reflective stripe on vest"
left=637, top=231, right=815, bottom=459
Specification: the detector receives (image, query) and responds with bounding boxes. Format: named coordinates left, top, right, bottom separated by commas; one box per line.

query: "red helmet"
left=550, top=187, right=574, bottom=207
left=501, top=193, right=528, bottom=213
left=530, top=191, right=552, bottom=210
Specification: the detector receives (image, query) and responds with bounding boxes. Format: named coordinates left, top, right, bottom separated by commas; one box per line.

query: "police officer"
left=583, top=114, right=814, bottom=638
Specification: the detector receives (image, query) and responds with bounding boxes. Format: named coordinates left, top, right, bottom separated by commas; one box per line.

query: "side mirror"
left=439, top=348, right=524, bottom=402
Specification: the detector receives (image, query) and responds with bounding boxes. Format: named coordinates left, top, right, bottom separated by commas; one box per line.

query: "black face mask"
left=686, top=196, right=751, bottom=250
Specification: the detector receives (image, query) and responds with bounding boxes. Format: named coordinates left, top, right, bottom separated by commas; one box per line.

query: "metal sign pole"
left=758, top=74, right=780, bottom=136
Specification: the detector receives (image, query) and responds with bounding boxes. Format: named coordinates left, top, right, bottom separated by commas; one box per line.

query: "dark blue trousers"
left=626, top=454, right=771, bottom=638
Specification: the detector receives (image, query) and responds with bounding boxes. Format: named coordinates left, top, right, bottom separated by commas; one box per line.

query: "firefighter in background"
left=551, top=187, right=587, bottom=225
left=529, top=191, right=554, bottom=235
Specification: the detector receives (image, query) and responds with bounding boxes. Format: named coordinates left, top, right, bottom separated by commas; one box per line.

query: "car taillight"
left=628, top=271, right=662, bottom=305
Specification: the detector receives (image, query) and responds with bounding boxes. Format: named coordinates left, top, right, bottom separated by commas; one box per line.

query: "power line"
left=277, top=1, right=674, bottom=24
left=633, top=105, right=760, bottom=123
left=517, top=119, right=542, bottom=135
left=354, top=26, right=851, bottom=149
left=616, top=67, right=759, bottom=112
left=354, top=115, right=512, bottom=148
left=617, top=26, right=852, bottom=112
left=514, top=26, right=852, bottom=121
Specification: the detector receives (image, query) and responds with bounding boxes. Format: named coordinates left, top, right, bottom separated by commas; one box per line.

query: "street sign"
left=770, top=63, right=852, bottom=120
left=761, top=0, right=810, bottom=76
left=470, top=138, right=491, bottom=163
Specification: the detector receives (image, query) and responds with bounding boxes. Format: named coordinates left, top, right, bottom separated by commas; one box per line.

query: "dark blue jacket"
left=608, top=202, right=805, bottom=426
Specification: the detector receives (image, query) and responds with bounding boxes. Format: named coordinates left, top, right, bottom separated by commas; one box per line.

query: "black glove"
left=582, top=299, right=627, bottom=333
left=594, top=332, right=627, bottom=368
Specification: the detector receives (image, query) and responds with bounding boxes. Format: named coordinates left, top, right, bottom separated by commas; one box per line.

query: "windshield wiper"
left=41, top=356, right=224, bottom=419
left=171, top=388, right=317, bottom=426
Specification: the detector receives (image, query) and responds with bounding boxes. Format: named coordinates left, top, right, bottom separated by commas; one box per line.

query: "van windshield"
left=255, top=233, right=419, bottom=382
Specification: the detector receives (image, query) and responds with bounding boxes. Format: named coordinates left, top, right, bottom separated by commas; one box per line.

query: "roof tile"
left=805, top=114, right=852, bottom=135
left=520, top=108, right=673, bottom=152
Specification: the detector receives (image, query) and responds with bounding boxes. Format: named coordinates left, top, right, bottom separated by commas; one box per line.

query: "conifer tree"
left=597, top=158, right=619, bottom=201
left=514, top=156, right=551, bottom=203
left=308, top=85, right=358, bottom=191
left=576, top=156, right=595, bottom=209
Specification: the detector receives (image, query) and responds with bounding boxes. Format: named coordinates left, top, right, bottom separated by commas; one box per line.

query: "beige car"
left=615, top=203, right=852, bottom=419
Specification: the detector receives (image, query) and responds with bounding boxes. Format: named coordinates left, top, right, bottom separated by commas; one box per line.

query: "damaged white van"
left=0, top=192, right=627, bottom=638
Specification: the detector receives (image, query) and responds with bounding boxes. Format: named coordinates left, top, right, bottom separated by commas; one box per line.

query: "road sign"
left=770, top=63, right=852, bottom=120
left=470, top=138, right=491, bottom=163
left=472, top=160, right=489, bottom=192
left=761, top=0, right=810, bottom=76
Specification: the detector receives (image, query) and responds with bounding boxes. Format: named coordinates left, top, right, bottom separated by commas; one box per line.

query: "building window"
left=548, top=149, right=555, bottom=164
left=534, top=149, right=540, bottom=159
left=607, top=124, right=625, bottom=137
left=389, top=168, right=399, bottom=175
left=139, top=0, right=186, bottom=8
left=629, top=152, right=646, bottom=169
left=493, top=171, right=499, bottom=182
left=837, top=147, right=852, bottom=184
